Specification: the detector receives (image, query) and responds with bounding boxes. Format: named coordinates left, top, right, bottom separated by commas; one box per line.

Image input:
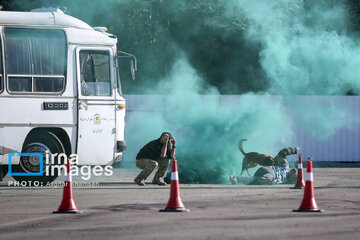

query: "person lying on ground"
left=230, top=147, right=299, bottom=185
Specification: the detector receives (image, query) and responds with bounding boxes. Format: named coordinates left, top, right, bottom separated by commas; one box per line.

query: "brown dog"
left=239, top=139, right=275, bottom=176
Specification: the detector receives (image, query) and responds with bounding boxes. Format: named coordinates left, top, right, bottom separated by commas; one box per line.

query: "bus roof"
left=0, top=10, right=93, bottom=30
left=0, top=10, right=118, bottom=46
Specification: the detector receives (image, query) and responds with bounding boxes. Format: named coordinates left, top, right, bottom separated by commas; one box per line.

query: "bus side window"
left=80, top=51, right=111, bottom=97
left=0, top=36, right=2, bottom=93
left=4, top=28, right=66, bottom=94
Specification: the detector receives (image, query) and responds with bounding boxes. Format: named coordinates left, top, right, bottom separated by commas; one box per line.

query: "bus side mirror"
left=130, top=61, right=136, bottom=81
left=117, top=51, right=137, bottom=81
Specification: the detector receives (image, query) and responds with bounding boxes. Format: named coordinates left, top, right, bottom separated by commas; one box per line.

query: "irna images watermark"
left=8, top=151, right=113, bottom=180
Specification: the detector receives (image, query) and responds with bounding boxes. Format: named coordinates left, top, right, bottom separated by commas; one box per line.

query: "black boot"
left=134, top=173, right=146, bottom=186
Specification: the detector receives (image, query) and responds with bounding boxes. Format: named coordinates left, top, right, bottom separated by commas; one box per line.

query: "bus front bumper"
left=116, top=140, right=127, bottom=153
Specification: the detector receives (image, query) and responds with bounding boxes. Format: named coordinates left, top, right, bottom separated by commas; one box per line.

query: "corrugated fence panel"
left=124, top=95, right=360, bottom=162
left=289, top=96, right=360, bottom=162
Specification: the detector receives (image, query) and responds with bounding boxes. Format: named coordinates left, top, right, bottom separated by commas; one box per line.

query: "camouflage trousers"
left=135, top=158, right=170, bottom=182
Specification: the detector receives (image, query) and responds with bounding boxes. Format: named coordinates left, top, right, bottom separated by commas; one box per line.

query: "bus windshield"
left=116, top=62, right=123, bottom=96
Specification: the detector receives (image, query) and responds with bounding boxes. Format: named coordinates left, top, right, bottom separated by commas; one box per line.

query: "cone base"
left=290, top=186, right=304, bottom=189
left=293, top=208, right=322, bottom=212
left=53, top=209, right=79, bottom=214
left=160, top=208, right=190, bottom=212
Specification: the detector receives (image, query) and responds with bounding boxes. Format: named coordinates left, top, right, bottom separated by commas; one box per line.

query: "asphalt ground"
left=0, top=168, right=359, bottom=240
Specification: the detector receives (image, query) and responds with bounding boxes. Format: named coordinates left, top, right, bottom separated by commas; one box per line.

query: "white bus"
left=0, top=9, right=134, bottom=183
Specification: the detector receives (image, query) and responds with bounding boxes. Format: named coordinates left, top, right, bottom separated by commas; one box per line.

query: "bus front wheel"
left=12, top=130, right=65, bottom=186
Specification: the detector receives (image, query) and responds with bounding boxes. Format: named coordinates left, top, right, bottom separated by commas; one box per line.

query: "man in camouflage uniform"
left=230, top=147, right=299, bottom=185
left=134, top=132, right=176, bottom=186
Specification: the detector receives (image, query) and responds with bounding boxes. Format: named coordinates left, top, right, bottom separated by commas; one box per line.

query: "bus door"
left=76, top=48, right=116, bottom=165
left=0, top=127, right=3, bottom=164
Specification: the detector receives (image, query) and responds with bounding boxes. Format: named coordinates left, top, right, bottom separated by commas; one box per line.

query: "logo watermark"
left=8, top=151, right=43, bottom=176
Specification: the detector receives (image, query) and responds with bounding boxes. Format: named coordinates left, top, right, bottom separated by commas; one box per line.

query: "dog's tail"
left=238, top=139, right=247, bottom=156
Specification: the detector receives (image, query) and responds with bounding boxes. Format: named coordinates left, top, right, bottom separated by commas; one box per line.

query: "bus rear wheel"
left=12, top=130, right=65, bottom=186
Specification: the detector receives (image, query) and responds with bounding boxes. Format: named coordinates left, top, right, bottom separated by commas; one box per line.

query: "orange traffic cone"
left=53, top=160, right=78, bottom=213
left=291, top=154, right=305, bottom=189
left=293, top=158, right=322, bottom=212
left=160, top=158, right=189, bottom=212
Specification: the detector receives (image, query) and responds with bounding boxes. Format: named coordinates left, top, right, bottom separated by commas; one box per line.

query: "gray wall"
left=124, top=95, right=360, bottom=162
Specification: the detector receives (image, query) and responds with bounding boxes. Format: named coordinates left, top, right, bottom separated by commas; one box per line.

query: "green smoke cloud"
left=3, top=0, right=359, bottom=183
left=120, top=1, right=360, bottom=182
left=124, top=56, right=295, bottom=183
left=235, top=0, right=360, bottom=95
